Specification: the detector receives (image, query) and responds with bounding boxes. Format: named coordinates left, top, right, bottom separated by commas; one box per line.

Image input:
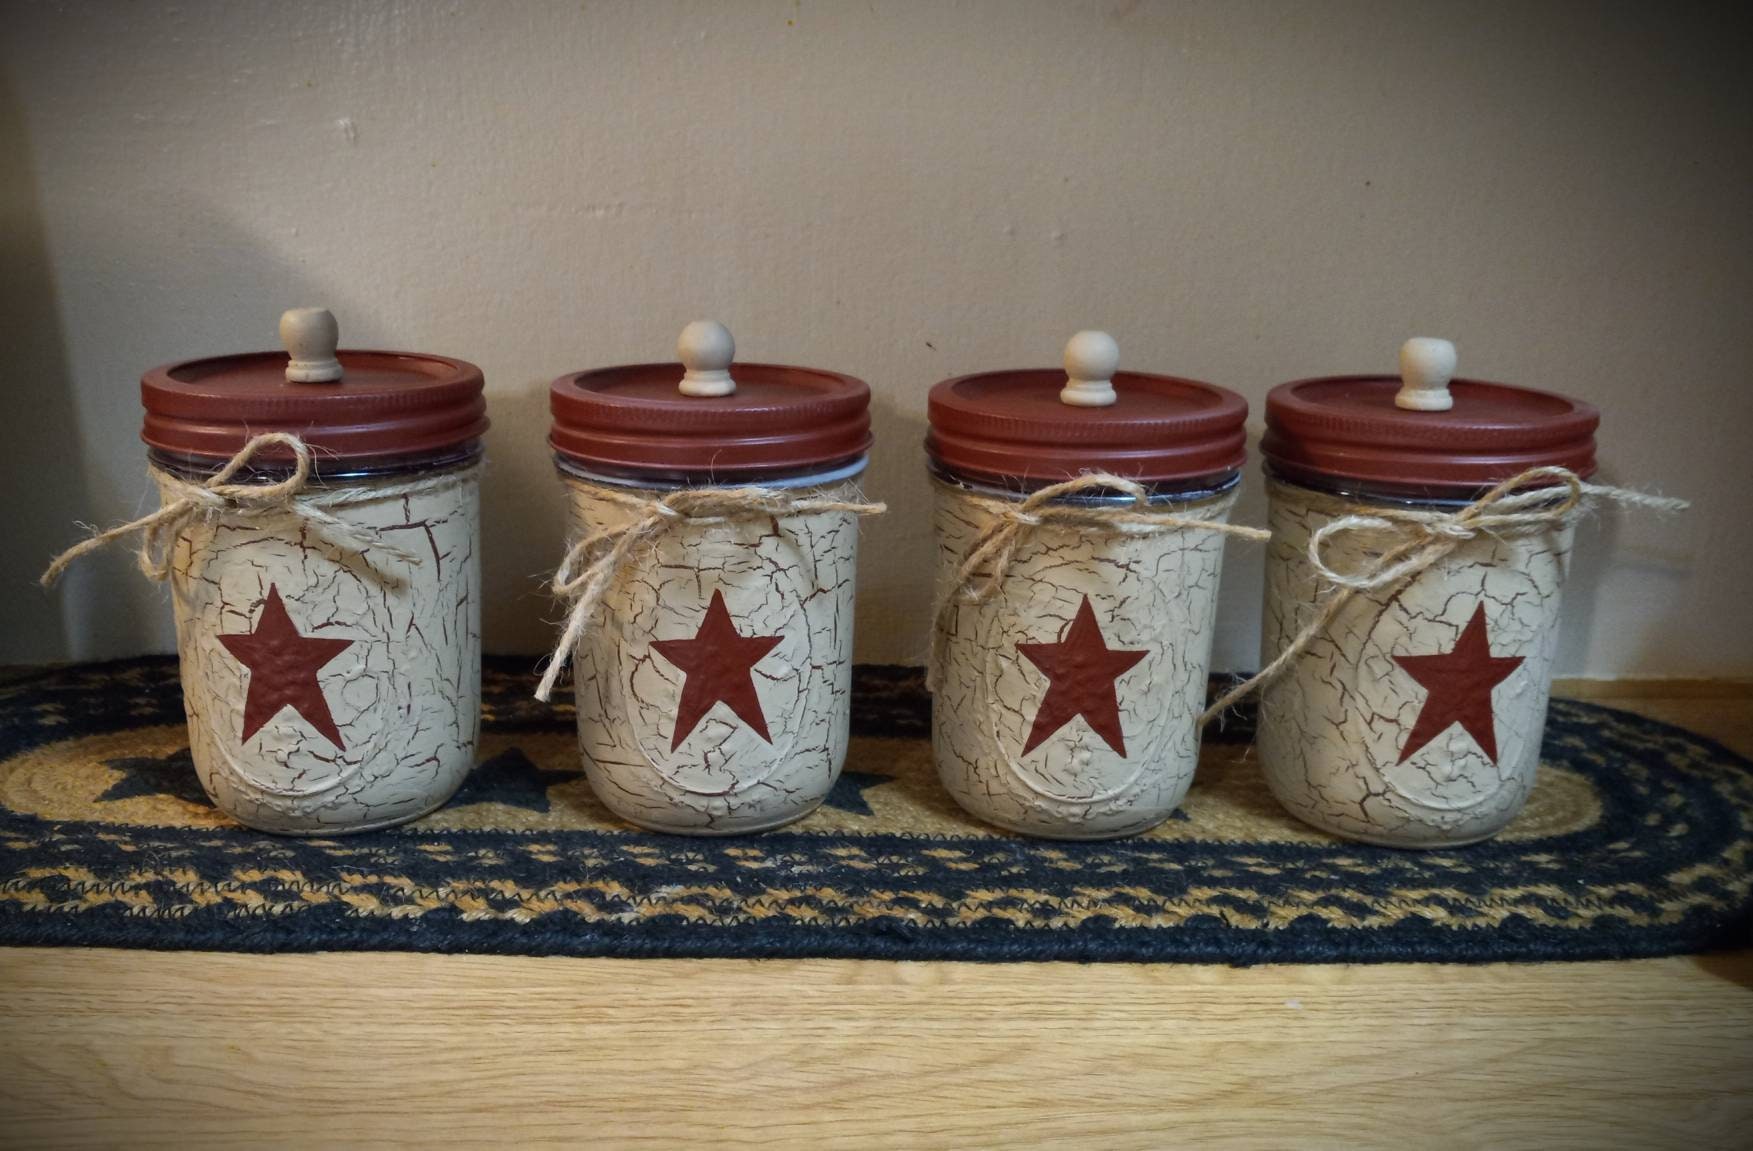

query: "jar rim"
left=149, top=441, right=484, bottom=482
left=931, top=463, right=1240, bottom=505
left=1263, top=466, right=1570, bottom=510
left=555, top=452, right=868, bottom=491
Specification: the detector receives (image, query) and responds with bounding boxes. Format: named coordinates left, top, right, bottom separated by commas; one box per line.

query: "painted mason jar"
left=137, top=308, right=486, bottom=834
left=928, top=331, right=1251, bottom=839
left=544, top=321, right=875, bottom=835
left=1256, top=338, right=1600, bottom=847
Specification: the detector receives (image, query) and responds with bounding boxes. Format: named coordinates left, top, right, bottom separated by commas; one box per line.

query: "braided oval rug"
left=1, top=658, right=1748, bottom=963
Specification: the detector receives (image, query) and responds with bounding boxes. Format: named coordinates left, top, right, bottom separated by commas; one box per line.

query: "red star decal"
left=649, top=589, right=783, bottom=751
left=217, top=584, right=355, bottom=750
left=1393, top=603, right=1525, bottom=765
left=1016, top=596, right=1148, bottom=757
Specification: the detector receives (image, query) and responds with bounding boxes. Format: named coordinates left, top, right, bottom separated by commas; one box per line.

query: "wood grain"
left=2, top=948, right=1750, bottom=1149
left=1, top=686, right=1749, bottom=1149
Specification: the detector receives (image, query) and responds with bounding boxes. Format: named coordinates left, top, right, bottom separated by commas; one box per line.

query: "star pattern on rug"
left=217, top=585, right=355, bottom=750
left=446, top=747, right=577, bottom=814
left=1393, top=603, right=1526, bottom=765
left=96, top=746, right=211, bottom=807
left=649, top=589, right=783, bottom=751
left=1016, top=596, right=1148, bottom=756
left=820, top=770, right=899, bottom=816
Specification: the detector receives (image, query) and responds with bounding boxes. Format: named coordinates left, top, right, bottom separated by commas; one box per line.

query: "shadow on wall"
left=1213, top=424, right=1270, bottom=674
left=5, top=130, right=350, bottom=660
left=1558, top=458, right=1698, bottom=677
left=479, top=370, right=570, bottom=665
left=857, top=384, right=933, bottom=664
left=1553, top=462, right=1621, bottom=674
left=0, top=73, right=91, bottom=663
left=1, top=122, right=625, bottom=670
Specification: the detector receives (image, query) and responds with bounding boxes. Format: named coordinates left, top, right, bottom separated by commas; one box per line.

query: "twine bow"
left=40, top=432, right=434, bottom=588
left=535, top=484, right=886, bottom=702
left=927, top=472, right=1270, bottom=692
left=1199, top=465, right=1689, bottom=727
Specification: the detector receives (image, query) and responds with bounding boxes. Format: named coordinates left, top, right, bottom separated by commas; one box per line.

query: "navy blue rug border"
left=4, top=897, right=1747, bottom=966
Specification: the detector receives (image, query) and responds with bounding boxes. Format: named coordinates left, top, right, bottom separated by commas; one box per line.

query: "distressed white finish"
left=561, top=472, right=860, bottom=834
left=1395, top=338, right=1457, bottom=411
left=1257, top=479, right=1572, bottom=847
left=1, top=2, right=1740, bottom=677
left=676, top=320, right=737, bottom=397
left=162, top=467, right=482, bottom=834
left=1060, top=330, right=1119, bottom=407
left=932, top=479, right=1237, bottom=838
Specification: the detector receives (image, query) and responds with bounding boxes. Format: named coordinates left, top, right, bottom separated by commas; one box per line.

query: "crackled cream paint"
left=562, top=474, right=860, bottom=834
left=1258, top=479, right=1574, bottom=847
left=163, top=469, right=481, bottom=834
left=931, top=479, right=1237, bottom=839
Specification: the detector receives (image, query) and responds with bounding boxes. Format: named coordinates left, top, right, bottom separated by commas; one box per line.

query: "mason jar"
left=1256, top=338, right=1600, bottom=847
left=927, top=331, right=1250, bottom=839
left=545, top=322, right=873, bottom=835
left=140, top=308, right=486, bottom=834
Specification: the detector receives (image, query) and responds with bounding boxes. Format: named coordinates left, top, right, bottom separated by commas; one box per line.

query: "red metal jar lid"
left=141, top=309, right=486, bottom=471
left=927, top=332, right=1248, bottom=489
left=1263, top=340, right=1599, bottom=498
left=550, top=323, right=871, bottom=483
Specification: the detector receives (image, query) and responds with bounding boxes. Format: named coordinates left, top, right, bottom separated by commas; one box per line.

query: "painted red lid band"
left=926, top=368, right=1248, bottom=487
left=1263, top=375, right=1599, bottom=498
left=140, top=349, right=488, bottom=466
left=549, top=361, right=872, bottom=481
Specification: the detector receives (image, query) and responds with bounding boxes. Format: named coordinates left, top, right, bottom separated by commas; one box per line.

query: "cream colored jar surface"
left=1258, top=477, right=1574, bottom=847
left=931, top=476, right=1238, bottom=839
left=561, top=469, right=862, bottom=835
left=163, top=463, right=482, bottom=835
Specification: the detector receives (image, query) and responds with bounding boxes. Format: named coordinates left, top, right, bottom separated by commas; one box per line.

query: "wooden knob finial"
left=677, top=320, right=736, bottom=397
left=1061, top=330, right=1119, bottom=407
left=1396, top=337, right=1457, bottom=411
left=280, top=307, right=343, bottom=384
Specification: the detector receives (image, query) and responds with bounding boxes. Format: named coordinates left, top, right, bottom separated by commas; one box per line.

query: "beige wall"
left=3, top=0, right=1748, bottom=676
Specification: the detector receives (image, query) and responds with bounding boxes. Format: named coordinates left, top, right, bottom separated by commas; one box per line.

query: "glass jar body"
left=558, top=462, right=865, bottom=835
left=160, top=457, right=482, bottom=835
left=1258, top=475, right=1575, bottom=847
left=930, top=473, right=1239, bottom=839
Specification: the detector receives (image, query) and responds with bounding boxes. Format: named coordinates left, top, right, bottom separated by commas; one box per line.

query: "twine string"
left=39, top=432, right=455, bottom=588
left=535, top=484, right=887, bottom=702
left=926, top=472, right=1271, bottom=692
left=1198, top=465, right=1688, bottom=727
